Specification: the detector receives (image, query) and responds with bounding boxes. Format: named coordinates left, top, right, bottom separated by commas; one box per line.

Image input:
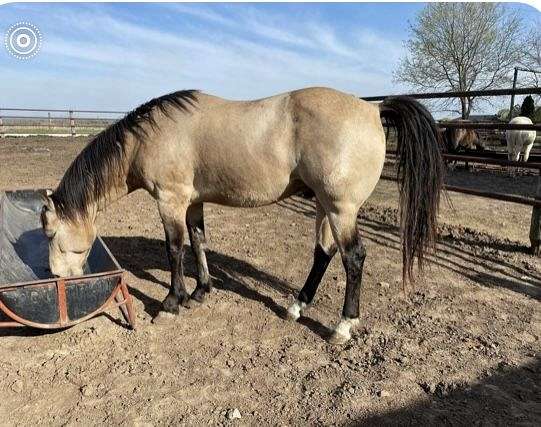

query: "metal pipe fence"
left=1, top=86, right=541, bottom=250
left=386, top=152, right=541, bottom=169
left=364, top=85, right=541, bottom=254
left=437, top=121, right=541, bottom=131
left=0, top=108, right=125, bottom=138
left=363, top=86, right=541, bottom=101
left=380, top=175, right=541, bottom=208
left=0, top=107, right=126, bottom=114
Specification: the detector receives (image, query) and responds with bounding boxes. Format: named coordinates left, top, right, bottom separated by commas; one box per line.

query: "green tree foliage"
left=520, top=95, right=536, bottom=118
left=532, top=107, right=541, bottom=124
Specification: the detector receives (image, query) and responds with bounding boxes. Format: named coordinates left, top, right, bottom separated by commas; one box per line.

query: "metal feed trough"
left=0, top=190, right=135, bottom=329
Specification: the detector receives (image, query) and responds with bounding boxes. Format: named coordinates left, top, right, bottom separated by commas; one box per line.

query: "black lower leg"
left=188, top=215, right=213, bottom=302
left=342, top=236, right=367, bottom=319
left=163, top=233, right=190, bottom=313
left=298, top=244, right=337, bottom=304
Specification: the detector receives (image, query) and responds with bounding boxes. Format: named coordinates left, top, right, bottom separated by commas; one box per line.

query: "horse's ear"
left=39, top=189, right=56, bottom=212
left=41, top=207, right=59, bottom=238
left=40, top=192, right=59, bottom=238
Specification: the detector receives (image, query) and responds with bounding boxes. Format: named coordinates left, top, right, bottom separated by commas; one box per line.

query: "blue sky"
left=0, top=2, right=539, bottom=112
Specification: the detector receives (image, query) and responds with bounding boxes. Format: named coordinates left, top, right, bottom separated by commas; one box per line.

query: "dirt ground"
left=0, top=136, right=540, bottom=426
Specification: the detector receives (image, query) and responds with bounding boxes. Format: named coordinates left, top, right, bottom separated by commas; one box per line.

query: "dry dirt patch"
left=0, top=137, right=539, bottom=425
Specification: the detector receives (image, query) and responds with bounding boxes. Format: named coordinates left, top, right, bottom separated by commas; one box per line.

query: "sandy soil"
left=0, top=136, right=540, bottom=426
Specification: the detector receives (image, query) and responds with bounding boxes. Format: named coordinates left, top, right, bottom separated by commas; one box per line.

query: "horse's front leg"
left=186, top=203, right=213, bottom=303
left=159, top=201, right=191, bottom=313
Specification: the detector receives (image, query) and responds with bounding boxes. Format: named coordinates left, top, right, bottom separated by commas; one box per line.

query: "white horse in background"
left=506, top=116, right=537, bottom=162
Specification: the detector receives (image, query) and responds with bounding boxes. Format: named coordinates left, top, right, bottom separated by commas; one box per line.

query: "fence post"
left=508, top=67, right=519, bottom=121
left=69, top=110, right=75, bottom=140
left=529, top=170, right=541, bottom=255
left=0, top=112, right=3, bottom=139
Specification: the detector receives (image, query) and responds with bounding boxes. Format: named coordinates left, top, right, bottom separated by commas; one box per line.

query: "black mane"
left=51, top=90, right=198, bottom=220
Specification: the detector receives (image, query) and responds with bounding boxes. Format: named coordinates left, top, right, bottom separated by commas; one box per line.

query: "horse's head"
left=462, top=129, right=479, bottom=149
left=440, top=127, right=459, bottom=153
left=40, top=191, right=97, bottom=278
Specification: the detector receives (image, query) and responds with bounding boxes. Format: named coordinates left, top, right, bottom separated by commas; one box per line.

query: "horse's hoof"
left=179, top=295, right=191, bottom=309
left=327, top=317, right=360, bottom=345
left=327, top=331, right=350, bottom=346
left=162, top=295, right=180, bottom=314
left=152, top=311, right=176, bottom=325
left=185, top=295, right=205, bottom=309
left=184, top=299, right=197, bottom=309
left=285, top=300, right=307, bottom=321
left=285, top=310, right=299, bottom=322
left=190, top=288, right=207, bottom=304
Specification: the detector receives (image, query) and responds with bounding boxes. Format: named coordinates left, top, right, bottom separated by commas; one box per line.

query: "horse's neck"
left=95, top=183, right=129, bottom=213
left=95, top=138, right=140, bottom=213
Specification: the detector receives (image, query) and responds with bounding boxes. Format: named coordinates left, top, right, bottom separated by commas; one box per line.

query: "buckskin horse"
left=40, top=87, right=444, bottom=344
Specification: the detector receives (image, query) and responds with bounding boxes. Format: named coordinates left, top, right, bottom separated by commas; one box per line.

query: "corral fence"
left=363, top=86, right=541, bottom=255
left=2, top=88, right=541, bottom=253
left=0, top=108, right=125, bottom=138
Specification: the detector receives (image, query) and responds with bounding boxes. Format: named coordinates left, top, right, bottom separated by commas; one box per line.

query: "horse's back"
left=507, top=116, right=536, bottom=147
left=144, top=87, right=386, bottom=207
left=191, top=86, right=384, bottom=179
left=509, top=116, right=533, bottom=125
left=176, top=92, right=298, bottom=205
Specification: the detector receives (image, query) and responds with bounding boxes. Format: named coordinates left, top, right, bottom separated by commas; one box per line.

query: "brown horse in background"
left=41, top=87, right=444, bottom=344
left=440, top=121, right=484, bottom=170
left=441, top=123, right=483, bottom=154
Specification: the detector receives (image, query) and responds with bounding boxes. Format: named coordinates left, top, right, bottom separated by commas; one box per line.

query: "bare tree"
left=395, top=3, right=522, bottom=118
left=520, top=20, right=541, bottom=87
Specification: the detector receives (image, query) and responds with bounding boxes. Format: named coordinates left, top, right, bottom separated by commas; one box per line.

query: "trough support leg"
left=115, top=279, right=136, bottom=329
left=529, top=171, right=541, bottom=256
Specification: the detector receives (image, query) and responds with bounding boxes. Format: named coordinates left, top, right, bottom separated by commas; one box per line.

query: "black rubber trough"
left=0, top=190, right=135, bottom=329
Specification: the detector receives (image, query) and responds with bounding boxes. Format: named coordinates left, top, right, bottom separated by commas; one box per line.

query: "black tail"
left=379, top=96, right=445, bottom=284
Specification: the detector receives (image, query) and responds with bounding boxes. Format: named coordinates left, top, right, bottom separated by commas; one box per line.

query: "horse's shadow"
left=102, top=236, right=332, bottom=340
left=279, top=196, right=541, bottom=301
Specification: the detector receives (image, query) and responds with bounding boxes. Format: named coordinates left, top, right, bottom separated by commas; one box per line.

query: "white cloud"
left=0, top=4, right=407, bottom=109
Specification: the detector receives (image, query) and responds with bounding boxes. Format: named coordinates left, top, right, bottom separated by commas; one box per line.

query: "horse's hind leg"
left=286, top=201, right=337, bottom=320
left=324, top=203, right=367, bottom=345
left=159, top=202, right=191, bottom=313
left=186, top=203, right=213, bottom=303
left=523, top=143, right=534, bottom=163
left=509, top=144, right=522, bottom=176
